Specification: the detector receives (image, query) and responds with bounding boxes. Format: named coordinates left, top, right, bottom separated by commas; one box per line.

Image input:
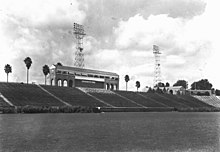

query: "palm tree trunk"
left=7, top=73, right=8, bottom=83
left=27, top=69, right=29, bottom=84
left=45, top=75, right=46, bottom=85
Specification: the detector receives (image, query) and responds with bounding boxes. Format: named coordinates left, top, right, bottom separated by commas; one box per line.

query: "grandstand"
left=81, top=88, right=142, bottom=107
left=0, top=82, right=217, bottom=112
left=0, top=82, right=64, bottom=107
left=0, top=96, right=10, bottom=107
left=115, top=91, right=167, bottom=107
left=140, top=92, right=190, bottom=108
left=193, top=95, right=220, bottom=108
left=41, top=85, right=109, bottom=107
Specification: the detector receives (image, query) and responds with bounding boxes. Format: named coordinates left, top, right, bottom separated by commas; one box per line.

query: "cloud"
left=1, top=0, right=220, bottom=90
left=0, top=0, right=86, bottom=83
left=112, top=3, right=220, bottom=89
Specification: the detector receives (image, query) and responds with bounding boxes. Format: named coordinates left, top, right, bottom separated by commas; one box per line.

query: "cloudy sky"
left=0, top=0, right=220, bottom=91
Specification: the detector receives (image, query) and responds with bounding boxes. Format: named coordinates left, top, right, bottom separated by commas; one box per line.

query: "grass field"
left=1, top=112, right=220, bottom=152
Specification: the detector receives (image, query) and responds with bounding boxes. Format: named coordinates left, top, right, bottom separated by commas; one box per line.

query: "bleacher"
left=140, top=92, right=190, bottom=108
left=159, top=94, right=211, bottom=108
left=0, top=82, right=216, bottom=109
left=0, top=82, right=64, bottom=106
left=175, top=95, right=213, bottom=107
left=193, top=95, right=220, bottom=108
left=115, top=91, right=167, bottom=107
left=41, top=85, right=108, bottom=107
left=83, top=88, right=142, bottom=107
left=0, top=97, right=10, bottom=107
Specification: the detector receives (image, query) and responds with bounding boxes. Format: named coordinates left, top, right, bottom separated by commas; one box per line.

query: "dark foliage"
left=191, top=79, right=212, bottom=90
left=135, top=81, right=140, bottom=92
left=56, top=62, right=63, bottom=66
left=173, top=80, right=187, bottom=89
left=124, top=75, right=130, bottom=91
left=24, top=57, right=32, bottom=69
left=165, top=82, right=170, bottom=87
left=163, top=87, right=167, bottom=93
left=1, top=106, right=99, bottom=114
left=216, top=89, right=220, bottom=96
left=156, top=87, right=163, bottom=94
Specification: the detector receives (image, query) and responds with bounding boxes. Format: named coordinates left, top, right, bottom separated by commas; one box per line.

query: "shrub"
left=0, top=105, right=96, bottom=114
left=2, top=107, right=16, bottom=113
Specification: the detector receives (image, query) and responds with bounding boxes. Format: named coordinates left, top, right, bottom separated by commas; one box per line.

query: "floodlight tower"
left=73, top=23, right=86, bottom=68
left=153, top=45, right=162, bottom=87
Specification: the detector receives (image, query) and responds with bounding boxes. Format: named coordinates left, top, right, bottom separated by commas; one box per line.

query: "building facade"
left=49, top=65, right=119, bottom=90
left=167, top=86, right=186, bottom=95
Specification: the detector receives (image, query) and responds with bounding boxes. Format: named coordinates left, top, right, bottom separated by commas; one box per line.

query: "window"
left=88, top=74, right=94, bottom=77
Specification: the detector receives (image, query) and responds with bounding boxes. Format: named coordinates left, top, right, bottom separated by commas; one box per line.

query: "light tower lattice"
left=153, top=45, right=162, bottom=86
left=73, top=23, right=86, bottom=68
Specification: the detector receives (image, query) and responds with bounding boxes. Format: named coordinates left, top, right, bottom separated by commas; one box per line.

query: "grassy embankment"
left=1, top=106, right=220, bottom=114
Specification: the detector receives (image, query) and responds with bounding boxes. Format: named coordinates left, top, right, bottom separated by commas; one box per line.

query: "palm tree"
left=124, top=75, right=130, bottom=91
left=4, top=64, right=12, bottom=83
left=136, top=81, right=140, bottom=92
left=42, top=65, right=50, bottom=85
left=24, top=57, right=32, bottom=84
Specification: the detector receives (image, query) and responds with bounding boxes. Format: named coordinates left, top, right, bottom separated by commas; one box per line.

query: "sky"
left=0, top=0, right=220, bottom=91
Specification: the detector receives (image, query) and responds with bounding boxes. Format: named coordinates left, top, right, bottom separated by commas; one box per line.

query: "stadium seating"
left=82, top=88, right=142, bottom=107
left=0, top=82, right=216, bottom=109
left=115, top=91, right=167, bottom=107
left=193, top=95, right=220, bottom=108
left=175, top=95, right=213, bottom=107
left=0, top=97, right=10, bottom=107
left=140, top=92, right=190, bottom=108
left=41, top=85, right=108, bottom=107
left=159, top=94, right=211, bottom=108
left=0, top=82, right=64, bottom=106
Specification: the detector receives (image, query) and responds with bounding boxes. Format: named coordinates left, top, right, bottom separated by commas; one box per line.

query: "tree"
left=4, top=64, right=12, bottom=83
left=173, top=80, right=187, bottom=89
left=169, top=90, right=173, bottom=95
left=56, top=62, right=63, bottom=66
left=136, top=81, right=140, bottom=92
left=124, top=75, right=130, bottom=91
left=211, top=88, right=215, bottom=94
left=154, top=82, right=164, bottom=88
left=158, top=82, right=165, bottom=87
left=165, top=82, right=170, bottom=87
left=156, top=86, right=163, bottom=94
left=163, top=87, right=167, bottom=93
left=24, top=57, right=32, bottom=84
left=147, top=87, right=153, bottom=93
left=42, top=65, right=50, bottom=85
left=215, top=89, right=220, bottom=96
left=191, top=79, right=212, bottom=90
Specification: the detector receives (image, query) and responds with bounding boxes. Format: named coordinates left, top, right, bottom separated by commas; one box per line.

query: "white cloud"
left=113, top=2, right=220, bottom=89
left=0, top=0, right=86, bottom=83
left=1, top=0, right=220, bottom=90
left=114, top=14, right=184, bottom=50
